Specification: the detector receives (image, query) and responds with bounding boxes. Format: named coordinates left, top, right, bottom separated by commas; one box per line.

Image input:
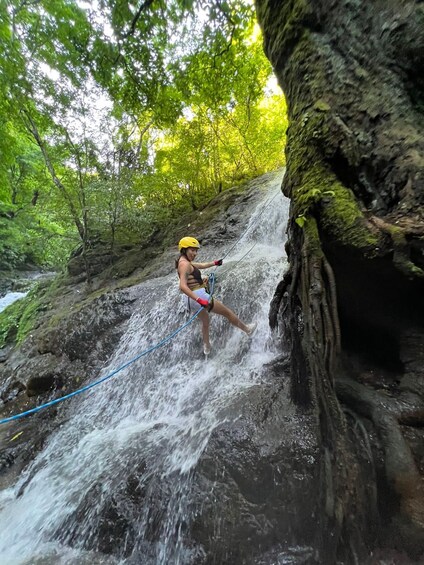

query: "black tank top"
left=177, top=257, right=204, bottom=289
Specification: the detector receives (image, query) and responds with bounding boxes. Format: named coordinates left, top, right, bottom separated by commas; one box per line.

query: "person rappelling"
left=176, top=237, right=257, bottom=356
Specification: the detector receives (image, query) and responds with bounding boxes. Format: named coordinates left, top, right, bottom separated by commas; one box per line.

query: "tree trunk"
left=257, top=0, right=424, bottom=561
left=22, top=109, right=92, bottom=284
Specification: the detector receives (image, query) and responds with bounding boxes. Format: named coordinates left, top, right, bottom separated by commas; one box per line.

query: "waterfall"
left=0, top=171, right=289, bottom=565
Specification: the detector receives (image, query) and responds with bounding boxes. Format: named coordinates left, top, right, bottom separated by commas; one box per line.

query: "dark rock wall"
left=257, top=0, right=424, bottom=220
left=191, top=357, right=322, bottom=564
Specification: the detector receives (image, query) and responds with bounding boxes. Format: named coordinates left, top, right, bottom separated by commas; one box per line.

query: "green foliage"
left=0, top=286, right=42, bottom=348
left=295, top=214, right=307, bottom=228
left=1, top=0, right=287, bottom=272
left=0, top=209, right=29, bottom=270
left=0, top=197, right=77, bottom=270
left=0, top=299, right=23, bottom=348
left=15, top=288, right=43, bottom=344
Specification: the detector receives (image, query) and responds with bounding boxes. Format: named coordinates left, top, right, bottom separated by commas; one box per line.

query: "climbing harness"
left=0, top=189, right=279, bottom=425
left=184, top=272, right=216, bottom=315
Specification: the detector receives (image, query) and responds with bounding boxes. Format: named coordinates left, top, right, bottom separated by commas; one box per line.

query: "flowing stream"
left=0, top=292, right=28, bottom=314
left=0, top=171, right=289, bottom=564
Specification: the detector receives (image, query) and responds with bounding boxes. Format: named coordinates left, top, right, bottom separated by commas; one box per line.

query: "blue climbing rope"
left=0, top=274, right=218, bottom=425
left=0, top=309, right=203, bottom=425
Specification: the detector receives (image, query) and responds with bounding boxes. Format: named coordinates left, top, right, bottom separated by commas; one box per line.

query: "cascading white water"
left=0, top=171, right=289, bottom=565
left=0, top=292, right=28, bottom=314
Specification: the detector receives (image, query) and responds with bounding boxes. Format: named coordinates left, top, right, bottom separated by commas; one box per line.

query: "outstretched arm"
left=192, top=259, right=223, bottom=269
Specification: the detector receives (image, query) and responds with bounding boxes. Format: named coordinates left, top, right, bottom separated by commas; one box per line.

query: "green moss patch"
left=292, top=160, right=379, bottom=251
left=0, top=288, right=43, bottom=348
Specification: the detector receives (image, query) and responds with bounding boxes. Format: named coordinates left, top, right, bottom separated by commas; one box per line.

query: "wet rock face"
left=40, top=357, right=324, bottom=564
left=190, top=358, right=322, bottom=564
left=0, top=174, right=287, bottom=555
left=0, top=286, right=138, bottom=486
left=0, top=289, right=136, bottom=397
left=36, top=291, right=135, bottom=361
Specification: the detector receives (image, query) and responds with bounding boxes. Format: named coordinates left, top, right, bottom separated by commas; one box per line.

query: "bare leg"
left=198, top=310, right=210, bottom=348
left=211, top=300, right=250, bottom=334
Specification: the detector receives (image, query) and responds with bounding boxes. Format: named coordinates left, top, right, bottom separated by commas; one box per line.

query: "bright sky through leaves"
left=0, top=0, right=287, bottom=270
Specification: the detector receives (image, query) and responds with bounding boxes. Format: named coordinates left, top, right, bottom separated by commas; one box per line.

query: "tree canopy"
left=0, top=0, right=287, bottom=272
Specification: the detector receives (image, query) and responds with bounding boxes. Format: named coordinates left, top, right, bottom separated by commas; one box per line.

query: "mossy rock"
left=0, top=289, right=43, bottom=349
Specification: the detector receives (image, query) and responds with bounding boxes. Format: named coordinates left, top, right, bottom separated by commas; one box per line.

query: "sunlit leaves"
left=1, top=0, right=287, bottom=271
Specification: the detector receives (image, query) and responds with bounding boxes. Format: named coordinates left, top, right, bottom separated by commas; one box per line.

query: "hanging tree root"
left=271, top=209, right=424, bottom=554
left=337, top=376, right=424, bottom=541
left=271, top=216, right=362, bottom=555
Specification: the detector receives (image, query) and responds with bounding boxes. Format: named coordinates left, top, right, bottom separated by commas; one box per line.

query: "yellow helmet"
left=178, top=236, right=200, bottom=251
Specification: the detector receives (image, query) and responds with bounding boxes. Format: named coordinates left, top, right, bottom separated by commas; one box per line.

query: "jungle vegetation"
left=0, top=0, right=287, bottom=272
